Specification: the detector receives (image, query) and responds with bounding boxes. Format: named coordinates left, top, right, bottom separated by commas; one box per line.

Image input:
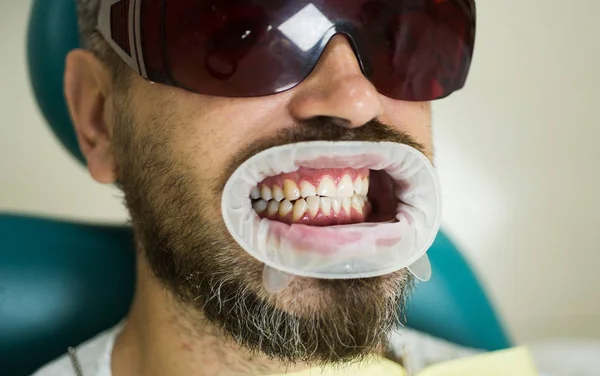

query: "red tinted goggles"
left=97, top=0, right=476, bottom=101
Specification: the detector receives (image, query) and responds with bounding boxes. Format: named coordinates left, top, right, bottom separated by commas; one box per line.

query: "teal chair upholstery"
left=0, top=1, right=512, bottom=375
left=0, top=215, right=135, bottom=376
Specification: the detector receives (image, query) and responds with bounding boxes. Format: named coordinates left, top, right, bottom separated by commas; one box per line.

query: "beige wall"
left=1, top=1, right=599, bottom=343
left=0, top=1, right=127, bottom=223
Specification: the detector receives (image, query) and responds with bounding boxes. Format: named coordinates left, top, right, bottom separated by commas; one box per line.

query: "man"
left=33, top=0, right=537, bottom=375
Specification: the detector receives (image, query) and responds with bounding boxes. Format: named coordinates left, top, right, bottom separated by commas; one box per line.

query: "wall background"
left=2, top=1, right=598, bottom=344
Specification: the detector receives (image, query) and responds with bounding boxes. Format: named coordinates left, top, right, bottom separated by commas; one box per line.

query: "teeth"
left=252, top=199, right=268, bottom=214
left=320, top=197, right=332, bottom=216
left=337, top=175, right=354, bottom=197
left=353, top=178, right=363, bottom=195
left=306, top=196, right=320, bottom=218
left=272, top=185, right=284, bottom=202
left=253, top=174, right=371, bottom=219
left=331, top=197, right=342, bottom=215
left=283, top=180, right=300, bottom=201
left=317, top=176, right=336, bottom=197
left=267, top=200, right=279, bottom=217
left=292, top=199, right=308, bottom=221
left=342, top=197, right=351, bottom=215
left=351, top=195, right=363, bottom=214
left=360, top=195, right=368, bottom=206
left=278, top=200, right=293, bottom=217
left=299, top=181, right=317, bottom=198
left=260, top=185, right=272, bottom=201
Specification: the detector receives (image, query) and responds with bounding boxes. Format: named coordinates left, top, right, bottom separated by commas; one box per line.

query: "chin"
left=264, top=270, right=412, bottom=318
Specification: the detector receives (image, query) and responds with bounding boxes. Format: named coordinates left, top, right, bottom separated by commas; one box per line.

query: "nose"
left=287, top=35, right=384, bottom=128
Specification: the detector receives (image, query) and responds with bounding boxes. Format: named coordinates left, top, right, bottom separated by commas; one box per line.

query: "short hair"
left=76, top=0, right=129, bottom=83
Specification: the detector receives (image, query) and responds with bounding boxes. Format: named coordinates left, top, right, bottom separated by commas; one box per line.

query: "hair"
left=76, top=0, right=129, bottom=83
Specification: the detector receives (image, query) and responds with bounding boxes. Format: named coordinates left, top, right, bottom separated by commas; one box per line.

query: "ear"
left=64, top=49, right=117, bottom=184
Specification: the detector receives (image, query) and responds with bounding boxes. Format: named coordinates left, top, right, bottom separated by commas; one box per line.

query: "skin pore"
left=64, top=35, right=433, bottom=376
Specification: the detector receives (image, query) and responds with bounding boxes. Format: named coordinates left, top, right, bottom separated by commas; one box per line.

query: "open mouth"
left=221, top=141, right=441, bottom=280
left=250, top=167, right=398, bottom=226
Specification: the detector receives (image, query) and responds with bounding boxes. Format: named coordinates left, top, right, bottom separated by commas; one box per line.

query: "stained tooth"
left=252, top=199, right=268, bottom=213
left=300, top=181, right=317, bottom=198
left=337, top=175, right=354, bottom=197
left=320, top=197, right=332, bottom=216
left=250, top=186, right=260, bottom=199
left=353, top=178, right=363, bottom=195
left=342, top=197, right=351, bottom=215
left=306, top=196, right=320, bottom=218
left=267, top=200, right=279, bottom=217
left=331, top=197, right=342, bottom=215
left=362, top=177, right=370, bottom=195
left=317, top=176, right=336, bottom=197
left=260, top=185, right=272, bottom=201
left=283, top=180, right=300, bottom=201
left=351, top=195, right=363, bottom=214
left=279, top=200, right=293, bottom=217
left=292, top=199, right=308, bottom=221
left=272, top=185, right=284, bottom=202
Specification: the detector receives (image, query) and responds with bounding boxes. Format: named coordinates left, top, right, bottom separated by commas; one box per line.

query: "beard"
left=110, top=99, right=424, bottom=365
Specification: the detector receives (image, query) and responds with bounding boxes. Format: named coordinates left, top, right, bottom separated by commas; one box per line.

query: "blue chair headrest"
left=27, top=0, right=84, bottom=164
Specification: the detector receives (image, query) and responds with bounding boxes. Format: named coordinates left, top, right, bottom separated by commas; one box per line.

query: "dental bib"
left=221, top=141, right=442, bottom=291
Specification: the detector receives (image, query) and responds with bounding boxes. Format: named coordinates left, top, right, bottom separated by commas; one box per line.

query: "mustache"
left=219, top=118, right=426, bottom=193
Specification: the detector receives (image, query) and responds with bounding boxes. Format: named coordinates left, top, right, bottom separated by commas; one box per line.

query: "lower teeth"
left=252, top=194, right=369, bottom=223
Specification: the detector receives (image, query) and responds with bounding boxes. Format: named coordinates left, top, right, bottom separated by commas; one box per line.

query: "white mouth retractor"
left=221, top=141, right=441, bottom=289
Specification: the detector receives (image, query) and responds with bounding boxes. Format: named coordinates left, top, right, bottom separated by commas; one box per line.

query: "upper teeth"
left=260, top=185, right=272, bottom=201
left=337, top=175, right=354, bottom=197
left=300, top=180, right=317, bottom=198
left=283, top=180, right=300, bottom=201
left=317, top=177, right=336, bottom=197
left=272, top=185, right=284, bottom=202
left=255, top=174, right=369, bottom=202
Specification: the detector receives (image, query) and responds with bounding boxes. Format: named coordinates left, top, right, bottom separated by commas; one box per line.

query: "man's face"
left=107, top=36, right=432, bottom=364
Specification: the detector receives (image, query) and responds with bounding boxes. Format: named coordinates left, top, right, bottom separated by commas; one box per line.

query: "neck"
left=111, top=256, right=309, bottom=376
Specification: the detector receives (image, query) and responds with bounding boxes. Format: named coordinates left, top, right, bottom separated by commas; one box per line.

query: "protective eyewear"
left=97, top=0, right=476, bottom=101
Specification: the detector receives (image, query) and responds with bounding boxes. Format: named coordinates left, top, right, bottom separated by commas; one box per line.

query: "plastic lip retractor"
left=221, top=141, right=441, bottom=287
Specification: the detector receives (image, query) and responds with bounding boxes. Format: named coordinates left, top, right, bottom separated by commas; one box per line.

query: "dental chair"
left=0, top=1, right=513, bottom=375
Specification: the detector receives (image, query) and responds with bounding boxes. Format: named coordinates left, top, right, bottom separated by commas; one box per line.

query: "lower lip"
left=267, top=220, right=402, bottom=256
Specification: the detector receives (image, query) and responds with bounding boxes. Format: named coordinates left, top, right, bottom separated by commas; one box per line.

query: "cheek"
left=173, top=99, right=288, bottom=174
left=166, top=107, right=282, bottom=213
left=381, top=98, right=433, bottom=152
